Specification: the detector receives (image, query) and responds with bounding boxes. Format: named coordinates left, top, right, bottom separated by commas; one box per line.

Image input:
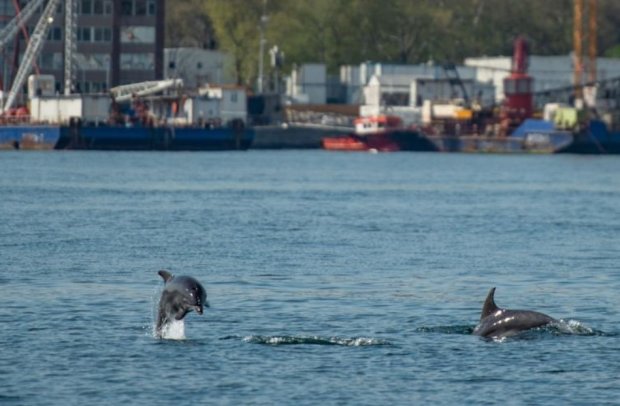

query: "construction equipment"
left=573, top=0, right=598, bottom=99
left=0, top=0, right=46, bottom=51
left=441, top=63, right=469, bottom=103
left=2, top=0, right=62, bottom=113
left=110, top=79, right=184, bottom=102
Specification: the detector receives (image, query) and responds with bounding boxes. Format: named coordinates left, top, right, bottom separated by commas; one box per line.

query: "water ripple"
left=222, top=335, right=392, bottom=346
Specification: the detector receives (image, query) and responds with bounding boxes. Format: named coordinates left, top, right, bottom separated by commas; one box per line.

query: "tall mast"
left=64, top=0, right=77, bottom=95
left=573, top=0, right=584, bottom=100
left=587, top=0, right=597, bottom=83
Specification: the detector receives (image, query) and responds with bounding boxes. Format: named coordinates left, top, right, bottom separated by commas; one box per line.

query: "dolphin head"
left=158, top=270, right=209, bottom=315
left=186, top=281, right=208, bottom=314
left=156, top=270, right=209, bottom=337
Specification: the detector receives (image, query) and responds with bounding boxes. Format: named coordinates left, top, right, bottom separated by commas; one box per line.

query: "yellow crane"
left=573, top=0, right=597, bottom=99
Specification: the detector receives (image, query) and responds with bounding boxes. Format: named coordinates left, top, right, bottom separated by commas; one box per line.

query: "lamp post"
left=269, top=45, right=284, bottom=94
left=257, top=0, right=268, bottom=94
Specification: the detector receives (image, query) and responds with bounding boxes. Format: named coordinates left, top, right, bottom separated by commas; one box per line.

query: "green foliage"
left=167, top=0, right=620, bottom=88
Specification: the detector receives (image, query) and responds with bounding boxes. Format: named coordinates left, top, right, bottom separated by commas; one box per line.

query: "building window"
left=47, top=27, right=62, bottom=41
left=81, top=0, right=92, bottom=15
left=93, top=0, right=104, bottom=14
left=77, top=27, right=111, bottom=43
left=77, top=27, right=91, bottom=42
left=77, top=53, right=111, bottom=71
left=39, top=53, right=63, bottom=70
left=148, top=0, right=156, bottom=15
left=104, top=0, right=113, bottom=15
left=121, top=0, right=133, bottom=16
left=135, top=0, right=147, bottom=16
left=120, top=53, right=155, bottom=70
left=120, top=26, right=155, bottom=44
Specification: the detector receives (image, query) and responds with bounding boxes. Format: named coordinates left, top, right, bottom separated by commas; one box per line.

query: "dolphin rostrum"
left=473, top=287, right=557, bottom=339
left=156, top=270, right=208, bottom=337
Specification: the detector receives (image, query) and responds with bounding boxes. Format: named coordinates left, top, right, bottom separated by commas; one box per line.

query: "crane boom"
left=0, top=0, right=46, bottom=51
left=110, top=79, right=184, bottom=102
left=3, top=0, right=61, bottom=113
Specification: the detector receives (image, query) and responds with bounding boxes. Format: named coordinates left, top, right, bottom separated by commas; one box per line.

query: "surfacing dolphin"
left=156, top=270, right=208, bottom=338
left=473, top=287, right=557, bottom=339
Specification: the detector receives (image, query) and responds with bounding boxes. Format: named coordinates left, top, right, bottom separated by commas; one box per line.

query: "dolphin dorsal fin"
left=158, top=270, right=174, bottom=282
left=480, top=287, right=500, bottom=320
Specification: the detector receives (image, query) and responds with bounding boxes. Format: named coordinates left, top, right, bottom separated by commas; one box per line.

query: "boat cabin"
left=354, top=115, right=403, bottom=135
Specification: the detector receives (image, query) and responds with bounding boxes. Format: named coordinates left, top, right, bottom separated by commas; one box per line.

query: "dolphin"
left=156, top=270, right=208, bottom=337
left=473, top=287, right=557, bottom=339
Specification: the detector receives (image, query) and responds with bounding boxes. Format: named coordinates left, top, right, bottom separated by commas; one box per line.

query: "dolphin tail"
left=158, top=270, right=174, bottom=282
left=480, top=287, right=499, bottom=320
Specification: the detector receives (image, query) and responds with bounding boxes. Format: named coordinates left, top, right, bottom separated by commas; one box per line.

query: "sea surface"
left=1, top=150, right=619, bottom=405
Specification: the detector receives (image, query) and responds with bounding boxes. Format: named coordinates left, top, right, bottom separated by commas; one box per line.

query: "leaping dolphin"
left=156, top=270, right=208, bottom=337
left=473, top=287, right=557, bottom=339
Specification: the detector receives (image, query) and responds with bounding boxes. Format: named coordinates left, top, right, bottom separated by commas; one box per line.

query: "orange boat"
left=322, top=115, right=437, bottom=152
left=321, top=136, right=367, bottom=151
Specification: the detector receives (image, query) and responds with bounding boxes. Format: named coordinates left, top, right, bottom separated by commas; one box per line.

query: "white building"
left=359, top=72, right=495, bottom=125
left=285, top=63, right=327, bottom=104
left=340, top=62, right=487, bottom=104
left=164, top=48, right=235, bottom=88
left=465, top=54, right=620, bottom=101
left=145, top=85, right=247, bottom=127
left=341, top=62, right=440, bottom=104
left=197, top=85, right=247, bottom=124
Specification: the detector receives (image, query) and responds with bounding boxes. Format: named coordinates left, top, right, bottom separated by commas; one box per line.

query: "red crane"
left=500, top=36, right=534, bottom=135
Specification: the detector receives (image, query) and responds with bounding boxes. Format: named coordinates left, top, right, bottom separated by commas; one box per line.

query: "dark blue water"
left=1, top=151, right=619, bottom=405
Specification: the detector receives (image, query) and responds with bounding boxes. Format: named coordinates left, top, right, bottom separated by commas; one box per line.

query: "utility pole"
left=257, top=0, right=268, bottom=94
left=269, top=45, right=284, bottom=94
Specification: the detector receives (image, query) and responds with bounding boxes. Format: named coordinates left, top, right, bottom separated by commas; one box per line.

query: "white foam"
left=556, top=319, right=594, bottom=335
left=241, top=335, right=389, bottom=346
left=159, top=320, right=186, bottom=340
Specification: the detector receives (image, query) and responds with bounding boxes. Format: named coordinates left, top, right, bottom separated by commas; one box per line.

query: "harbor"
left=2, top=2, right=620, bottom=406
left=1, top=1, right=620, bottom=154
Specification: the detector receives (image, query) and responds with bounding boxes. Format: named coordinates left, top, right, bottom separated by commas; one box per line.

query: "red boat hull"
left=322, top=136, right=368, bottom=151
left=323, top=130, right=438, bottom=152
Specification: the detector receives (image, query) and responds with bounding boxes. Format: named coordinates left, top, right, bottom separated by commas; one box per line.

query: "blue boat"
left=558, top=119, right=620, bottom=154
left=0, top=125, right=61, bottom=150
left=0, top=124, right=253, bottom=151
left=54, top=124, right=254, bottom=151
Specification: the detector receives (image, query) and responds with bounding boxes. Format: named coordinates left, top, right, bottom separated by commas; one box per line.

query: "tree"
left=166, top=0, right=620, bottom=86
left=166, top=0, right=216, bottom=49
left=204, top=0, right=288, bottom=87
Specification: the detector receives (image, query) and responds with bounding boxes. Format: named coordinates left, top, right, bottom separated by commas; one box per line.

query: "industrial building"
left=0, top=0, right=164, bottom=95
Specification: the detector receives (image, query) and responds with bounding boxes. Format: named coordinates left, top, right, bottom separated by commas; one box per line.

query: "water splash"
left=416, top=321, right=611, bottom=339
left=157, top=320, right=186, bottom=340
left=149, top=283, right=186, bottom=340
left=549, top=319, right=608, bottom=336
left=236, top=335, right=391, bottom=346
